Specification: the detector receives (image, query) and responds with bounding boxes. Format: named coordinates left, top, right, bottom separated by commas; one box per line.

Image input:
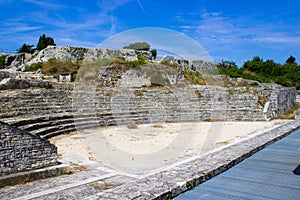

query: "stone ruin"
left=0, top=46, right=298, bottom=187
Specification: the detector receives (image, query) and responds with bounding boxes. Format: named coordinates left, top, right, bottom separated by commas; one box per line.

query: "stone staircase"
left=0, top=86, right=269, bottom=139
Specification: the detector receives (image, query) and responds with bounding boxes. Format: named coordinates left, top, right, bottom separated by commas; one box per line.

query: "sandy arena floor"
left=49, top=120, right=289, bottom=173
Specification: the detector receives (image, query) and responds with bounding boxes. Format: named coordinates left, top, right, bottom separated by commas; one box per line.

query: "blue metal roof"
left=175, top=129, right=300, bottom=200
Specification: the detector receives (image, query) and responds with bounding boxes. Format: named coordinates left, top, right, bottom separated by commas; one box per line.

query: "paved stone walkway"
left=0, top=120, right=299, bottom=199
left=175, top=128, right=300, bottom=199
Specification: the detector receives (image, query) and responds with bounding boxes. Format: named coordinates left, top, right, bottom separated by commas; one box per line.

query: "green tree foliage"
left=286, top=55, right=296, bottom=64
left=150, top=49, right=157, bottom=59
left=0, top=55, right=7, bottom=69
left=123, top=42, right=150, bottom=51
left=36, top=34, right=56, bottom=51
left=218, top=56, right=300, bottom=89
left=17, top=43, right=35, bottom=53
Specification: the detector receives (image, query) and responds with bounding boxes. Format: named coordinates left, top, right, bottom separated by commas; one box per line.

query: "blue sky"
left=1, top=0, right=300, bottom=66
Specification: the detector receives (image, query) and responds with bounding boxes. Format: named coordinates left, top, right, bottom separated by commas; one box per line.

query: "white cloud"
left=97, top=0, right=132, bottom=13
left=193, top=12, right=300, bottom=46
left=23, top=0, right=65, bottom=9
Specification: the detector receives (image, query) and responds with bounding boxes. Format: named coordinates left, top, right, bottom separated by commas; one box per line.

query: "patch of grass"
left=89, top=182, right=119, bottom=190
left=69, top=161, right=89, bottom=172
left=160, top=61, right=178, bottom=68
left=42, top=58, right=81, bottom=76
left=133, top=90, right=143, bottom=96
left=184, top=69, right=206, bottom=85
left=216, top=141, right=229, bottom=145
left=75, top=58, right=112, bottom=82
left=127, top=124, right=139, bottom=129
left=112, top=55, right=147, bottom=69
left=195, top=90, right=203, bottom=98
left=152, top=124, right=164, bottom=128
left=203, top=118, right=212, bottom=122
left=24, top=62, right=42, bottom=72
left=278, top=102, right=300, bottom=119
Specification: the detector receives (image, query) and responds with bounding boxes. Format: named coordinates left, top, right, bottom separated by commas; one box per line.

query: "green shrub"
left=123, top=42, right=150, bottom=51
left=0, top=55, right=7, bottom=69
left=24, top=62, right=42, bottom=72
left=42, top=58, right=80, bottom=75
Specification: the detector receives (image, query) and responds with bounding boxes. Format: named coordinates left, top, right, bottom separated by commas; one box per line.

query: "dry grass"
left=89, top=182, right=119, bottom=190
left=184, top=69, right=206, bottom=85
left=69, top=161, right=89, bottom=172
left=133, top=90, right=143, bottom=96
left=152, top=124, right=164, bottom=128
left=216, top=141, right=229, bottom=145
left=127, top=124, right=139, bottom=129
left=278, top=103, right=300, bottom=119
left=195, top=90, right=203, bottom=98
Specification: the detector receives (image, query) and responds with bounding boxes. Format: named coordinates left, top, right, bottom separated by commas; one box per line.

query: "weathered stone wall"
left=0, top=121, right=57, bottom=176
left=0, top=86, right=265, bottom=122
left=266, top=87, right=296, bottom=118
left=0, top=86, right=295, bottom=127
left=296, top=90, right=300, bottom=103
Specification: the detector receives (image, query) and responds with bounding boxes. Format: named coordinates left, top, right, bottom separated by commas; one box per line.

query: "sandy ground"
left=49, top=120, right=289, bottom=173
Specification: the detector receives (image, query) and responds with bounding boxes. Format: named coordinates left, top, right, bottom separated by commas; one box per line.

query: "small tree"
left=0, top=55, right=7, bottom=69
left=36, top=34, right=56, bottom=51
left=150, top=49, right=157, bottom=59
left=123, top=42, right=150, bottom=51
left=286, top=55, right=296, bottom=64
left=17, top=44, right=35, bottom=53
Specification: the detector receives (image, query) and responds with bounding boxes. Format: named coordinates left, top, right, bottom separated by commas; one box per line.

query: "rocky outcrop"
left=96, top=63, right=183, bottom=87
left=12, top=46, right=154, bottom=70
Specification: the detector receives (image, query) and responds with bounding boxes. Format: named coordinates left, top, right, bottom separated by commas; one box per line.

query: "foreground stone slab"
left=0, top=163, right=69, bottom=188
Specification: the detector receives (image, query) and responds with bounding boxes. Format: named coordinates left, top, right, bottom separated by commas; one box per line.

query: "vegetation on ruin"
left=123, top=42, right=150, bottom=51
left=0, top=55, right=7, bottom=69
left=184, top=69, right=206, bottom=85
left=160, top=61, right=178, bottom=68
left=42, top=58, right=80, bottom=75
left=218, top=55, right=300, bottom=89
left=112, top=55, right=147, bottom=68
left=123, top=42, right=157, bottom=59
left=277, top=102, right=300, bottom=119
left=25, top=58, right=81, bottom=80
left=76, top=58, right=112, bottom=81
left=24, top=62, right=42, bottom=72
left=150, top=49, right=157, bottom=59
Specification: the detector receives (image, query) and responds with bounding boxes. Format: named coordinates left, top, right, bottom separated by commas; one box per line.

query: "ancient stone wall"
left=0, top=121, right=57, bottom=176
left=266, top=87, right=296, bottom=118
left=0, top=86, right=295, bottom=129
left=0, top=86, right=265, bottom=122
left=296, top=90, right=300, bottom=103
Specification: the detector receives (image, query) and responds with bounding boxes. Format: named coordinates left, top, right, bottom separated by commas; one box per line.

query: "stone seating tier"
left=1, top=86, right=294, bottom=138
